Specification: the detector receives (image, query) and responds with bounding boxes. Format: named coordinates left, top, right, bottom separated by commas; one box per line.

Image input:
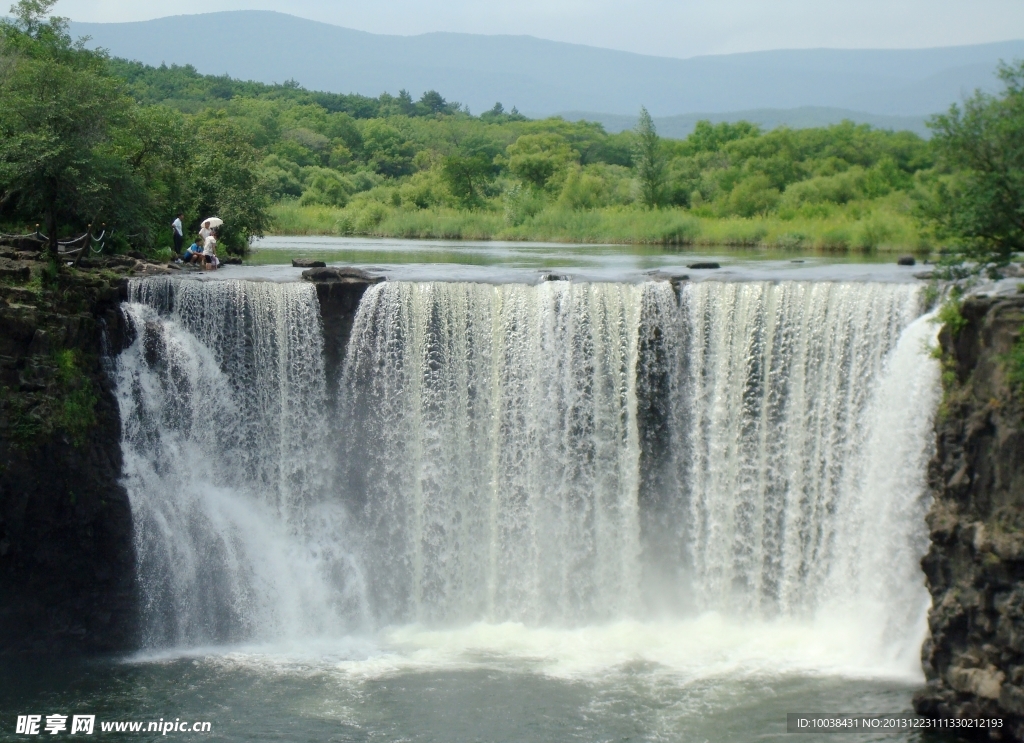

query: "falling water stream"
left=1, top=275, right=944, bottom=742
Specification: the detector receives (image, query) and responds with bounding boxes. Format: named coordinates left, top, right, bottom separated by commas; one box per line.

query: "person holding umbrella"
left=200, top=218, right=223, bottom=270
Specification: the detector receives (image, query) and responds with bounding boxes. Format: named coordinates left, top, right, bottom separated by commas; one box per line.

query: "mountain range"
left=70, top=11, right=1024, bottom=132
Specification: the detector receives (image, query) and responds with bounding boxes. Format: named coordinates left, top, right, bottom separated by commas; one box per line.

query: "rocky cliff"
left=915, top=293, right=1024, bottom=738
left=0, top=248, right=169, bottom=655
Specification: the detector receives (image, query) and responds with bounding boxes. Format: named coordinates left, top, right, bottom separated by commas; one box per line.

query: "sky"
left=52, top=0, right=1024, bottom=58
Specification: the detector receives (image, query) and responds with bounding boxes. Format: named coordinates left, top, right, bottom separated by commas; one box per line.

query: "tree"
left=922, top=61, right=1024, bottom=274
left=0, top=0, right=272, bottom=255
left=633, top=107, right=665, bottom=208
left=440, top=154, right=491, bottom=206
left=361, top=120, right=413, bottom=177
left=417, top=90, right=449, bottom=116
left=507, top=133, right=577, bottom=191
left=0, top=2, right=136, bottom=256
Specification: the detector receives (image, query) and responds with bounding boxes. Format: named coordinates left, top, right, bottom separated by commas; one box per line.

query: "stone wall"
left=915, top=294, right=1024, bottom=739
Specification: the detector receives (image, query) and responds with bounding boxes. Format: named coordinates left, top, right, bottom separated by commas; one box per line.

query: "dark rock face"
left=915, top=295, right=1024, bottom=738
left=301, top=266, right=383, bottom=284
left=686, top=262, right=720, bottom=269
left=0, top=250, right=137, bottom=655
left=898, top=255, right=917, bottom=266
left=303, top=266, right=384, bottom=395
left=292, top=258, right=326, bottom=268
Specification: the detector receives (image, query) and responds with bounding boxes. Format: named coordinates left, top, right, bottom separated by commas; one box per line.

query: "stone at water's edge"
left=915, top=294, right=1024, bottom=738
left=0, top=249, right=137, bottom=655
left=301, top=266, right=384, bottom=283
left=292, top=258, right=326, bottom=268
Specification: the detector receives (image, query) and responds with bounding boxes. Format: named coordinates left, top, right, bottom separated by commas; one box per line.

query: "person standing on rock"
left=171, top=212, right=184, bottom=255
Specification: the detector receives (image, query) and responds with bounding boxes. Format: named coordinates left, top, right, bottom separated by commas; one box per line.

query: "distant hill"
left=71, top=11, right=1024, bottom=120
left=555, top=108, right=933, bottom=138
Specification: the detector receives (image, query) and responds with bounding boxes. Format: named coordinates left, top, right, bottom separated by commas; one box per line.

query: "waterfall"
left=116, top=279, right=367, bottom=646
left=116, top=277, right=938, bottom=665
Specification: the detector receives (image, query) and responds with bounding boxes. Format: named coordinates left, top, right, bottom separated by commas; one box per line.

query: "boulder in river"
left=301, top=266, right=383, bottom=284
left=292, top=258, right=327, bottom=268
left=687, top=262, right=720, bottom=269
left=897, top=255, right=916, bottom=266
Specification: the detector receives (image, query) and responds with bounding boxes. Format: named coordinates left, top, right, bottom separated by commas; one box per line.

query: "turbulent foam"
left=117, top=277, right=938, bottom=677
left=135, top=616, right=924, bottom=683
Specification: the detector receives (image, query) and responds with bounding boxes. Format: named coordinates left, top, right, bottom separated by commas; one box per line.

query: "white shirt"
left=202, top=236, right=217, bottom=256
left=171, top=217, right=183, bottom=236
left=199, top=226, right=211, bottom=240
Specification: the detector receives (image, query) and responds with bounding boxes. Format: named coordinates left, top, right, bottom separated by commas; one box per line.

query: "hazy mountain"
left=556, top=108, right=932, bottom=138
left=71, top=11, right=1024, bottom=119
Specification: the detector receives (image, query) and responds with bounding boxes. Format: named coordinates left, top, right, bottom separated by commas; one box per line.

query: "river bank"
left=269, top=196, right=926, bottom=253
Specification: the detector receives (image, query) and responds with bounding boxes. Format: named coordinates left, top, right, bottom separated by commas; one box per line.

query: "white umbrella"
left=201, top=217, right=224, bottom=229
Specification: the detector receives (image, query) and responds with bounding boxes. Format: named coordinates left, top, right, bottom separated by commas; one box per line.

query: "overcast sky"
left=54, top=0, right=1024, bottom=58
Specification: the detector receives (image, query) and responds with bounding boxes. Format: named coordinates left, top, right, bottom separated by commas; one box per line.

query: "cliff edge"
left=915, top=293, right=1024, bottom=738
left=0, top=248, right=163, bottom=654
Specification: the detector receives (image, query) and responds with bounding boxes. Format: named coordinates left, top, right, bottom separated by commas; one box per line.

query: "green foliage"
left=936, top=291, right=968, bottom=337
left=921, top=61, right=1024, bottom=276
left=0, top=2, right=272, bottom=254
left=440, top=153, right=492, bottom=206
left=52, top=348, right=97, bottom=445
left=2, top=11, right=959, bottom=251
left=0, top=3, right=134, bottom=253
left=1006, top=325, right=1024, bottom=397
left=726, top=174, right=779, bottom=217
left=0, top=347, right=97, bottom=448
left=507, top=133, right=577, bottom=191
left=633, top=107, right=665, bottom=208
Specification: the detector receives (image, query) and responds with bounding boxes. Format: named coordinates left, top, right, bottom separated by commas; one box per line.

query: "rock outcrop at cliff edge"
left=915, top=294, right=1024, bottom=739
left=0, top=248, right=139, bottom=654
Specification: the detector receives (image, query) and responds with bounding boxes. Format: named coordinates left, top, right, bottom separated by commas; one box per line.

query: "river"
left=0, top=240, right=950, bottom=742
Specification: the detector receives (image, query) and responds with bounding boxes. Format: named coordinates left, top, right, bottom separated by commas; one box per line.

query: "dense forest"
left=2, top=1, right=1022, bottom=260
left=108, top=58, right=936, bottom=251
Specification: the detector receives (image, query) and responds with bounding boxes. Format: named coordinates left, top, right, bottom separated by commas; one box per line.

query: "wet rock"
left=539, top=273, right=568, bottom=282
left=1002, top=684, right=1024, bottom=715
left=0, top=266, right=137, bottom=656
left=292, top=258, right=327, bottom=268
left=301, top=266, right=383, bottom=284
left=897, top=255, right=916, bottom=266
left=948, top=664, right=1005, bottom=699
left=916, top=294, right=1024, bottom=734
left=687, top=262, right=720, bottom=269
left=0, top=260, right=30, bottom=283
left=302, top=267, right=382, bottom=395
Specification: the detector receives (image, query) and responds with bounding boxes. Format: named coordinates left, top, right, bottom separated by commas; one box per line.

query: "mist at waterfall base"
left=10, top=277, right=943, bottom=741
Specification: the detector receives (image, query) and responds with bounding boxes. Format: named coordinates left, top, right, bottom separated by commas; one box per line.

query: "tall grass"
left=269, top=197, right=927, bottom=253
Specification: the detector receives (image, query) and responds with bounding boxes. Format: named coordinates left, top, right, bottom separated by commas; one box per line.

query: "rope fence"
left=0, top=224, right=110, bottom=259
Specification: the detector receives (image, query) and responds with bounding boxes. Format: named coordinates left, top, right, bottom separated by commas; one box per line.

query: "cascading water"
left=115, top=276, right=939, bottom=675
left=116, top=279, right=366, bottom=646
